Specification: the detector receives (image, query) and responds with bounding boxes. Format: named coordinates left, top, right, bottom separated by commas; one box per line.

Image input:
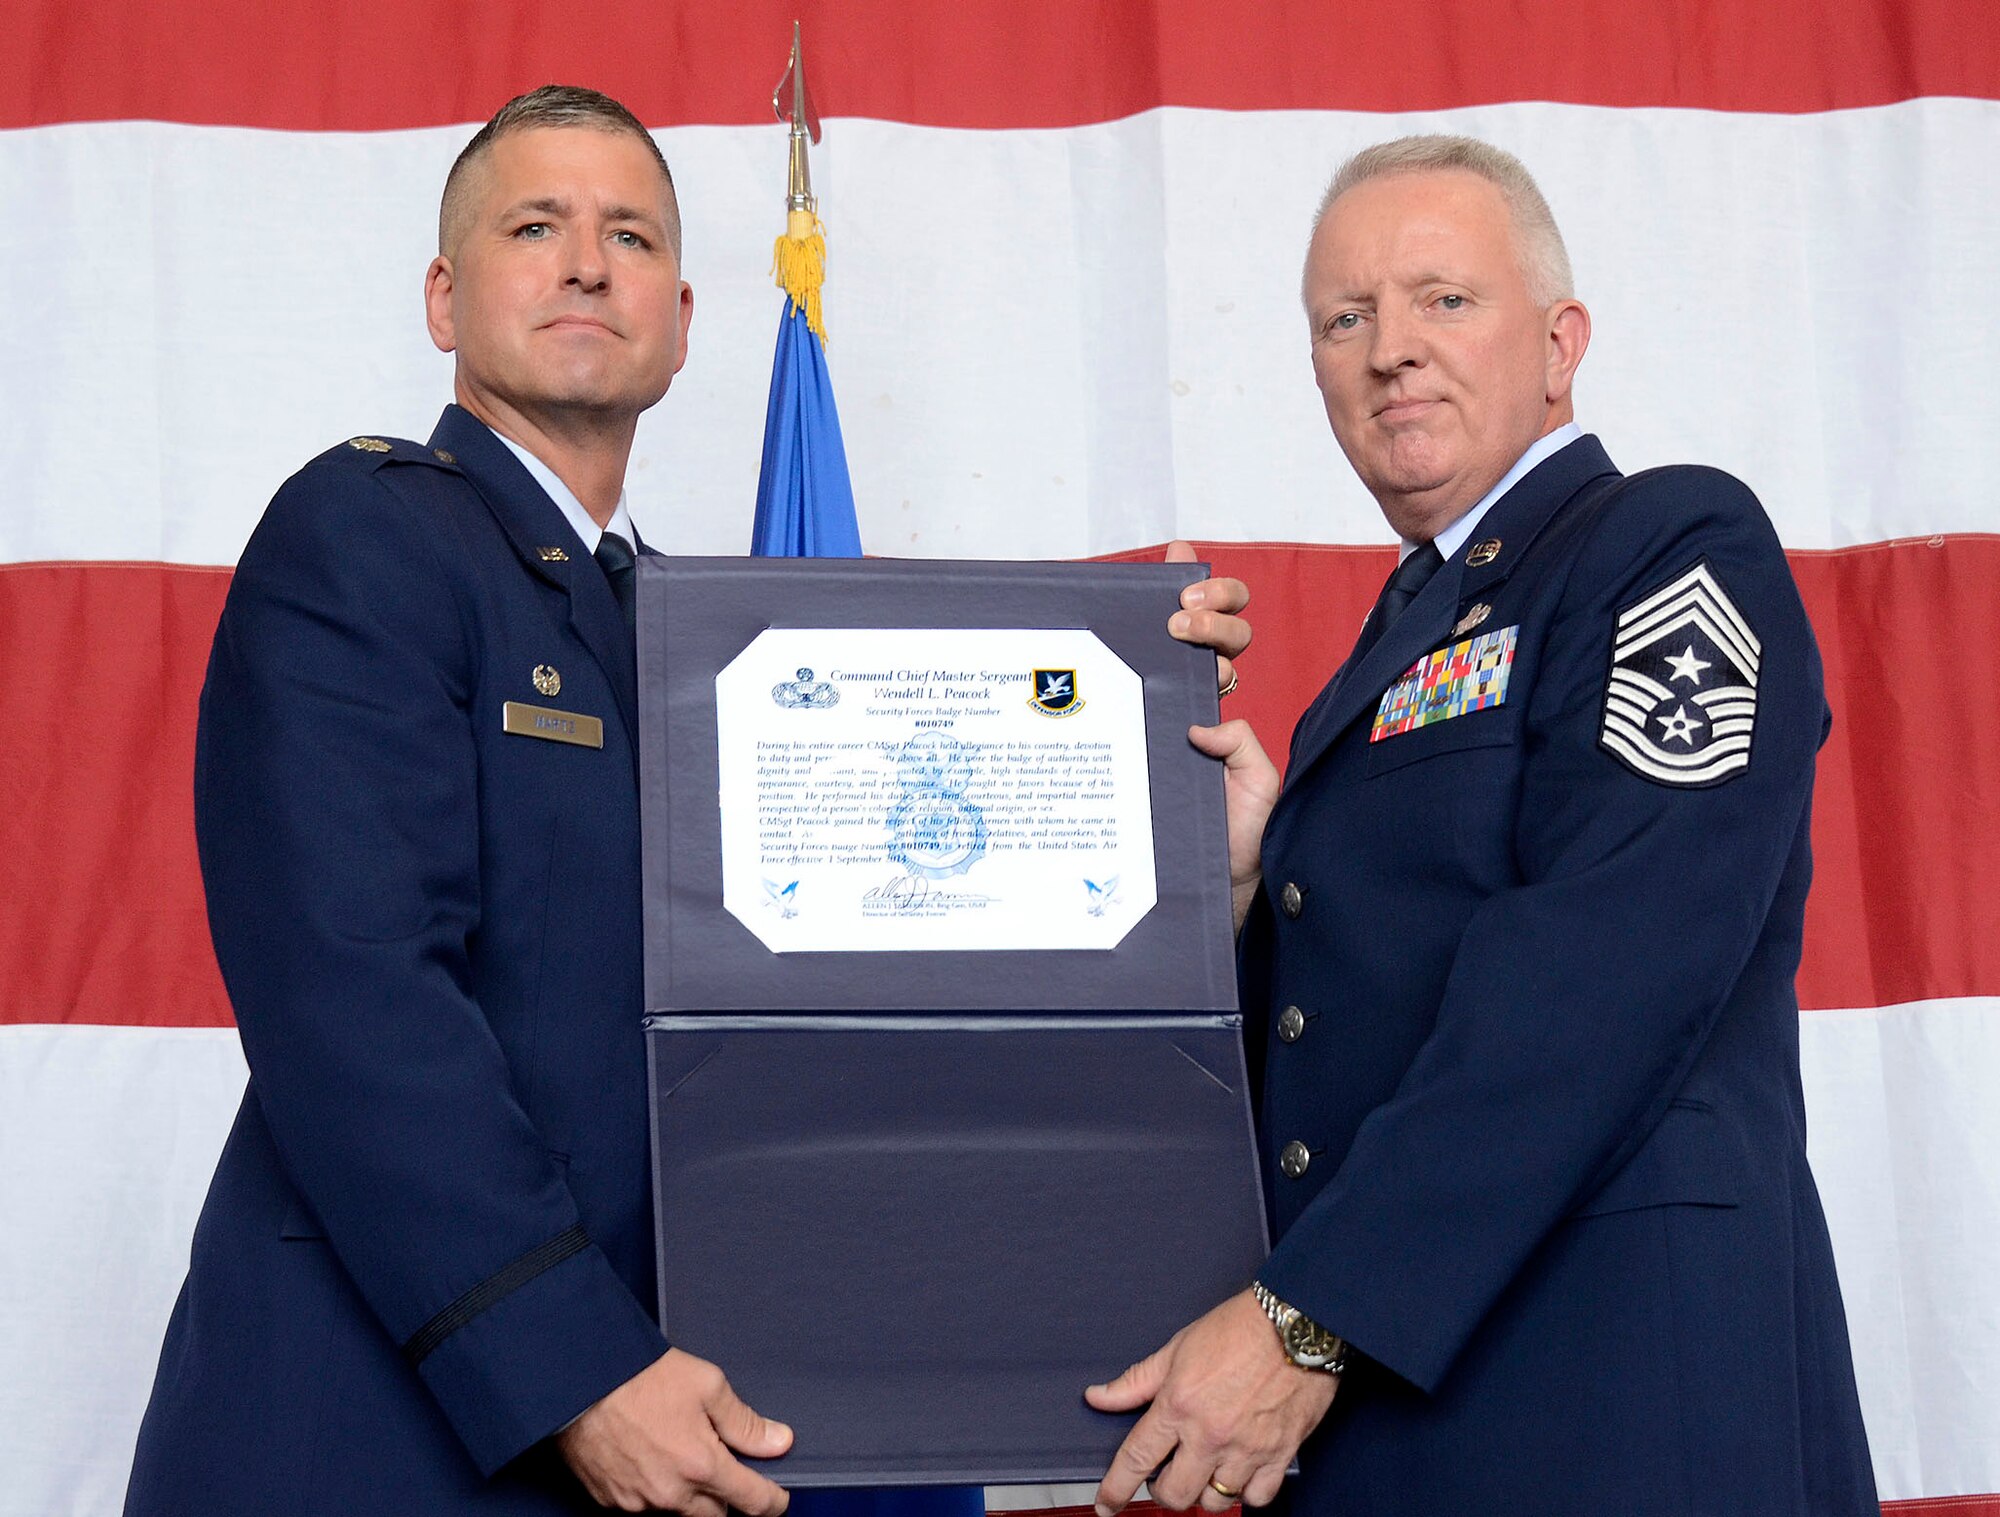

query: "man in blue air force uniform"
left=122, top=85, right=778, bottom=1517
left=125, top=84, right=1252, bottom=1516
left=1089, top=138, right=1877, bottom=1515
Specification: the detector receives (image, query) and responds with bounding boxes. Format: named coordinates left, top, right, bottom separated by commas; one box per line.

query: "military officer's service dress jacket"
left=1244, top=435, right=1878, bottom=1515
left=125, top=405, right=669, bottom=1514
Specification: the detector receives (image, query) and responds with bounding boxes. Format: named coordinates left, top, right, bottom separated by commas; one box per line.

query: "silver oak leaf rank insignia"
left=1599, top=560, right=1760, bottom=787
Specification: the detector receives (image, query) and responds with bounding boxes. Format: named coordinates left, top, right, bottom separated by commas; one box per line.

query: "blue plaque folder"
left=636, top=558, right=1264, bottom=1487
left=644, top=1014, right=1264, bottom=1486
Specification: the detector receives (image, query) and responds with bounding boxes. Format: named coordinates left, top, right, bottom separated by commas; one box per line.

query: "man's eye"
left=1437, top=293, right=1466, bottom=310
left=515, top=223, right=551, bottom=240
left=612, top=230, right=649, bottom=249
left=1330, top=312, right=1362, bottom=332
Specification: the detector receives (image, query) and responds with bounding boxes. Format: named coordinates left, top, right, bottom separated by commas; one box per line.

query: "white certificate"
left=714, top=628, right=1157, bottom=952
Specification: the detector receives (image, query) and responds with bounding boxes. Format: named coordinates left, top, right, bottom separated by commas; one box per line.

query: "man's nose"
left=1369, top=304, right=1426, bottom=373
left=562, top=237, right=609, bottom=293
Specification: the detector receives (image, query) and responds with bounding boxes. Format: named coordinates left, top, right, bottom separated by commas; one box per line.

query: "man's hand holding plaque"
left=1164, top=540, right=1252, bottom=700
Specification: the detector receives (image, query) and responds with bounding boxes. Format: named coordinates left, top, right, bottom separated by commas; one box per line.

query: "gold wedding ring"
left=1208, top=1478, right=1242, bottom=1500
left=1218, top=669, right=1240, bottom=699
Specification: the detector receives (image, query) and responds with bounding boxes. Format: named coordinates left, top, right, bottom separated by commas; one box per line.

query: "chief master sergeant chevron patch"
left=1599, top=559, right=1760, bottom=786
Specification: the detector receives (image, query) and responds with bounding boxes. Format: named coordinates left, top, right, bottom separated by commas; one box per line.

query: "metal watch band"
left=1251, top=1280, right=1349, bottom=1375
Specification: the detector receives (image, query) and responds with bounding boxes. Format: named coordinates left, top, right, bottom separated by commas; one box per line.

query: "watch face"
left=1280, top=1320, right=1328, bottom=1368
left=1282, top=1315, right=1334, bottom=1366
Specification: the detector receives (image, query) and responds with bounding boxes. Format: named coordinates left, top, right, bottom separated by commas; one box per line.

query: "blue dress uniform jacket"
left=126, top=406, right=668, bottom=1514
left=1246, top=437, right=1877, bottom=1515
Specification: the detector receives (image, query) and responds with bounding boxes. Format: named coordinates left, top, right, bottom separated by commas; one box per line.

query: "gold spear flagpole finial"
left=772, top=20, right=821, bottom=215
left=770, top=20, right=830, bottom=342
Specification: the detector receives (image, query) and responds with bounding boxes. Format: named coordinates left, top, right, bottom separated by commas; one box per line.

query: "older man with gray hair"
left=1089, top=135, right=1877, bottom=1516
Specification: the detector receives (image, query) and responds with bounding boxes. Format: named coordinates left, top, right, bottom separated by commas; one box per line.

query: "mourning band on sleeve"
left=402, top=1224, right=591, bottom=1366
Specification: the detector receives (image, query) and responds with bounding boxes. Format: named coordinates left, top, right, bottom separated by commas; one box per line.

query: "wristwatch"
left=1251, top=1281, right=1349, bottom=1374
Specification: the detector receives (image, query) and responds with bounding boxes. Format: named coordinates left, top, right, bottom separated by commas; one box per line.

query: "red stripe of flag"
left=5, top=539, right=1997, bottom=1027
left=1009, top=1497, right=2000, bottom=1517
left=0, top=564, right=233, bottom=1028
left=8, top=0, right=1997, bottom=133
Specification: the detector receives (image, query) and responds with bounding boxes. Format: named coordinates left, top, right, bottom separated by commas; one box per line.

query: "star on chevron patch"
left=1599, top=559, right=1760, bottom=787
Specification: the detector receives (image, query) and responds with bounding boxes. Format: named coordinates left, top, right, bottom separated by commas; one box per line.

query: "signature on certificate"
left=861, top=873, right=993, bottom=915
left=862, top=872, right=933, bottom=912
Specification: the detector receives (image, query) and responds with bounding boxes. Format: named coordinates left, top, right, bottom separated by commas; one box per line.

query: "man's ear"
left=1545, top=299, right=1590, bottom=405
left=424, top=256, right=457, bottom=355
left=670, top=282, right=694, bottom=378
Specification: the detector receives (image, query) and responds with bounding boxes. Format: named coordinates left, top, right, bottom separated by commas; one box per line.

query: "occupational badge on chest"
left=1599, top=559, right=1759, bottom=787
left=1371, top=625, right=1520, bottom=742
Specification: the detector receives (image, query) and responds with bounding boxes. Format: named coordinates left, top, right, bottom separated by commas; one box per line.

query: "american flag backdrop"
left=3, top=2, right=1998, bottom=1512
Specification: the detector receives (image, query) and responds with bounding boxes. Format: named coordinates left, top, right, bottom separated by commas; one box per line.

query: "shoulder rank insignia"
left=1599, top=559, right=1759, bottom=787
left=346, top=436, right=392, bottom=453
left=1372, top=625, right=1519, bottom=741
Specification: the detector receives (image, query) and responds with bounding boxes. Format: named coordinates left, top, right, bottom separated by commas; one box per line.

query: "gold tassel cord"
left=772, top=207, right=828, bottom=345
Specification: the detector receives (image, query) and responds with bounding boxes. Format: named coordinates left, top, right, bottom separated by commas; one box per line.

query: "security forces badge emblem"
left=1028, top=669, right=1084, bottom=717
left=772, top=667, right=838, bottom=708
left=1599, top=560, right=1760, bottom=787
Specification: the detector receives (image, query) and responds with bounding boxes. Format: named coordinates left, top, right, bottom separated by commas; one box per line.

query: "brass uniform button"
left=1279, top=881, right=1304, bottom=919
left=1277, top=1005, right=1306, bottom=1043
left=1280, top=1140, right=1313, bottom=1180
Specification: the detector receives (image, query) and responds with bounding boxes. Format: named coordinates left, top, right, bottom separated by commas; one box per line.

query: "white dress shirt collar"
left=492, top=429, right=637, bottom=556
left=1410, top=422, right=1585, bottom=564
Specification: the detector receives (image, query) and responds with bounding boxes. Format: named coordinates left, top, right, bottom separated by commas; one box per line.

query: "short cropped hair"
left=438, top=84, right=682, bottom=260
left=1311, top=135, right=1573, bottom=307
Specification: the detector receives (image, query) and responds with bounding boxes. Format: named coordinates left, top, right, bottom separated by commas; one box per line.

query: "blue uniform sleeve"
left=194, top=456, right=665, bottom=1474
left=1257, top=468, right=1824, bottom=1393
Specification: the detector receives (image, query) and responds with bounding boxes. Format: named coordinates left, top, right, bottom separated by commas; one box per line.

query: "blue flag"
left=750, top=299, right=863, bottom=559
left=752, top=194, right=980, bottom=1517
left=753, top=293, right=986, bottom=1517
left=758, top=57, right=977, bottom=1510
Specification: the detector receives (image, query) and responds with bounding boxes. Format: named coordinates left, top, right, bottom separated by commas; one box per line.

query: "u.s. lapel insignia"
left=1372, top=625, right=1520, bottom=742
left=1466, top=538, right=1502, bottom=567
left=1599, top=559, right=1759, bottom=787
left=433, top=448, right=457, bottom=464
left=347, top=436, right=391, bottom=453
left=1452, top=603, right=1493, bottom=636
left=536, top=545, right=570, bottom=562
left=532, top=665, right=561, bottom=697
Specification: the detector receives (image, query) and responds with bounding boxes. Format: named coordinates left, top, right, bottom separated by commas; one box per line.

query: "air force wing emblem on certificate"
left=1600, top=560, right=1760, bottom=787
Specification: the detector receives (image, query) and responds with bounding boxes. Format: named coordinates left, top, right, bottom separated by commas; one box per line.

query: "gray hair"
left=1309, top=135, right=1573, bottom=307
left=439, top=84, right=681, bottom=260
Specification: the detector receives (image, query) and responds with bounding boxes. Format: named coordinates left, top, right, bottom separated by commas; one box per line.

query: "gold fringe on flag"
left=773, top=207, right=828, bottom=344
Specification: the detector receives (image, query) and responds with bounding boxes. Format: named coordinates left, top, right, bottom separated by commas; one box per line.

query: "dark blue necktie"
left=1352, top=540, right=1443, bottom=664
left=594, top=531, right=636, bottom=635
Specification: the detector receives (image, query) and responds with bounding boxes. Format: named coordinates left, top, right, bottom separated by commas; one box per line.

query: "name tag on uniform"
left=1371, top=625, right=1519, bottom=742
left=502, top=700, right=604, bottom=749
